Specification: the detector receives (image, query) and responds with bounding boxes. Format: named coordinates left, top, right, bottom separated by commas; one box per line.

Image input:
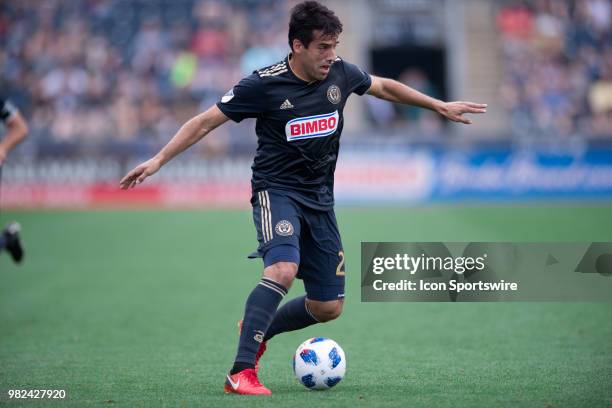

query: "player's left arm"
left=366, top=75, right=487, bottom=124
left=0, top=108, right=28, bottom=165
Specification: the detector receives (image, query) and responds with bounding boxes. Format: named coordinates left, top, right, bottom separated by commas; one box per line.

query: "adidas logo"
left=280, top=99, right=294, bottom=110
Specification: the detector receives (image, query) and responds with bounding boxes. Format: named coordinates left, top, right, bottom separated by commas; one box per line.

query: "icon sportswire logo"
left=285, top=111, right=339, bottom=142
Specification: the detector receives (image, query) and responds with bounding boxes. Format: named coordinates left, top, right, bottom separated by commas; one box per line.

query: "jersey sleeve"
left=342, top=60, right=372, bottom=96
left=0, top=97, right=18, bottom=124
left=216, top=73, right=265, bottom=123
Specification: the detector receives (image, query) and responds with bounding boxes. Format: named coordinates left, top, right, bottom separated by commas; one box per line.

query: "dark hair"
left=288, top=1, right=343, bottom=51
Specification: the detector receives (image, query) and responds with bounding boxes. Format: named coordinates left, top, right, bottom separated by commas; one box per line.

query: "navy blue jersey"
left=216, top=55, right=371, bottom=210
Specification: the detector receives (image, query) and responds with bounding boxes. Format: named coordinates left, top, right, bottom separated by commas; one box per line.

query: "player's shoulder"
left=331, top=56, right=358, bottom=72
left=254, top=58, right=289, bottom=80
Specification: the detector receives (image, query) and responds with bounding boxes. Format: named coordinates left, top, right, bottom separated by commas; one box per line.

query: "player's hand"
left=436, top=101, right=487, bottom=125
left=119, top=157, right=162, bottom=190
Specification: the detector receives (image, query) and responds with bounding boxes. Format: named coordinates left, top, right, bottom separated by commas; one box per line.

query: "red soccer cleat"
left=224, top=368, right=272, bottom=395
left=237, top=319, right=267, bottom=373
left=255, top=341, right=267, bottom=373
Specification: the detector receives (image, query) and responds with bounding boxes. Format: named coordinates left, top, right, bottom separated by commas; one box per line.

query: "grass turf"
left=1, top=207, right=611, bottom=407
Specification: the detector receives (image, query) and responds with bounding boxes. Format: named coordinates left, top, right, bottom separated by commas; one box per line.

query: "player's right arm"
left=119, top=105, right=229, bottom=190
left=120, top=72, right=263, bottom=190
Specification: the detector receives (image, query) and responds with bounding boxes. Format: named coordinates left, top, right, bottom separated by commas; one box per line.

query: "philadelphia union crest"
left=327, top=85, right=341, bottom=104
left=275, top=220, right=294, bottom=236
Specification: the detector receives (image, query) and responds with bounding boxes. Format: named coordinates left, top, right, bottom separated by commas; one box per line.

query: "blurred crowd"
left=1, top=0, right=293, bottom=157
left=365, top=67, right=445, bottom=138
left=1, top=0, right=611, bottom=159
left=498, top=0, right=612, bottom=139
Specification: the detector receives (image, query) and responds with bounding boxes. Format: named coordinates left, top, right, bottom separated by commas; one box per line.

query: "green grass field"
left=1, top=207, right=611, bottom=407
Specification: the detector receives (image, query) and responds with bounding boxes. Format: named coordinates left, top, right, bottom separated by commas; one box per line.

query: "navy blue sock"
left=0, top=235, right=5, bottom=250
left=263, top=295, right=319, bottom=342
left=232, top=277, right=287, bottom=372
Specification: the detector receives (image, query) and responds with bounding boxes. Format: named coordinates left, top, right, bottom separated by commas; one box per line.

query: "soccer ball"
left=293, top=337, right=346, bottom=390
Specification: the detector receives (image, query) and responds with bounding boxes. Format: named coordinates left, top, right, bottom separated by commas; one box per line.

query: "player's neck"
left=288, top=53, right=317, bottom=84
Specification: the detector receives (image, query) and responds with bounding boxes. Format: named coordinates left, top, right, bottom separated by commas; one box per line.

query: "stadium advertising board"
left=1, top=148, right=612, bottom=208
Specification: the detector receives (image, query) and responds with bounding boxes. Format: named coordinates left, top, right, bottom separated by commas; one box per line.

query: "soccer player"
left=120, top=1, right=486, bottom=395
left=0, top=96, right=27, bottom=265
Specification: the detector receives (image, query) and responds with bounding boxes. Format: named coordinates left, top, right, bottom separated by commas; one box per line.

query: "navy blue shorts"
left=248, top=189, right=345, bottom=302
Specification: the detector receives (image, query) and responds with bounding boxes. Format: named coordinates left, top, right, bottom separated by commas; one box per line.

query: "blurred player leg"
left=0, top=98, right=28, bottom=265
left=0, top=221, right=24, bottom=263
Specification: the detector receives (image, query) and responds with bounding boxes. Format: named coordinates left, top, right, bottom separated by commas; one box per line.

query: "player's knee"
left=307, top=299, right=343, bottom=322
left=263, top=261, right=298, bottom=289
